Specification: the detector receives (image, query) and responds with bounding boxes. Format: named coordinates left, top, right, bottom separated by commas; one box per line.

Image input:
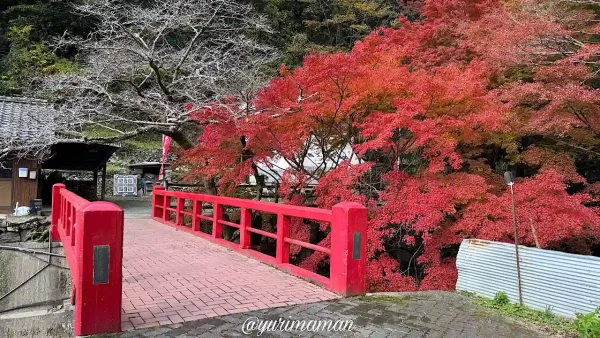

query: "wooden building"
left=0, top=96, right=119, bottom=213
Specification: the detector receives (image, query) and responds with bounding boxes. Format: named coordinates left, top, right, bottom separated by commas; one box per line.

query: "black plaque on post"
left=353, top=232, right=361, bottom=260
left=93, top=245, right=110, bottom=284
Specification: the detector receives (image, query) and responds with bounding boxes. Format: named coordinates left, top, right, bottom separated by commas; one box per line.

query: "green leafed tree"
left=0, top=0, right=86, bottom=95
left=0, top=25, right=78, bottom=94
left=250, top=0, right=403, bottom=67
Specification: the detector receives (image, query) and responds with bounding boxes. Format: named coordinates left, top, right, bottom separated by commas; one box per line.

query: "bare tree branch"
left=29, top=0, right=277, bottom=150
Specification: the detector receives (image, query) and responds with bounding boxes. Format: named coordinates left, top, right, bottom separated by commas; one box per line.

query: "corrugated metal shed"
left=456, top=239, right=600, bottom=318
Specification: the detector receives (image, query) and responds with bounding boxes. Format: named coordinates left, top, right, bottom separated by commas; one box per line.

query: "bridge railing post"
left=213, top=203, right=223, bottom=239
left=152, top=185, right=165, bottom=219
left=51, top=183, right=66, bottom=241
left=276, top=214, right=290, bottom=264
left=74, top=202, right=124, bottom=336
left=330, top=202, right=367, bottom=296
left=239, top=207, right=252, bottom=249
left=175, top=197, right=184, bottom=225
left=192, top=199, right=201, bottom=232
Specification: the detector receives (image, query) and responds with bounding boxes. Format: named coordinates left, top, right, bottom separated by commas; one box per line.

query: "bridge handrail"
left=50, top=183, right=124, bottom=336
left=151, top=186, right=367, bottom=296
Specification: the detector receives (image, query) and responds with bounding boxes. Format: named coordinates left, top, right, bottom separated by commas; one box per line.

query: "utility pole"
left=505, top=171, right=524, bottom=305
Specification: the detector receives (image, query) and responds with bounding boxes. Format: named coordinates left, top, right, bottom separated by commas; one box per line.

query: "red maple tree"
left=182, top=0, right=600, bottom=291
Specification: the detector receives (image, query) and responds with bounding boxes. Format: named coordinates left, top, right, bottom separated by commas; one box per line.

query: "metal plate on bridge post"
left=353, top=232, right=361, bottom=260
left=93, top=245, right=110, bottom=284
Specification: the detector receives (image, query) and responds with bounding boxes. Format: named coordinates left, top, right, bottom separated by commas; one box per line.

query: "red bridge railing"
left=50, top=184, right=124, bottom=336
left=151, top=186, right=367, bottom=296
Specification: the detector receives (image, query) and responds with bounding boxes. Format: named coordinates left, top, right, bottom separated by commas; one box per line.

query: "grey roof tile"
left=0, top=95, right=56, bottom=144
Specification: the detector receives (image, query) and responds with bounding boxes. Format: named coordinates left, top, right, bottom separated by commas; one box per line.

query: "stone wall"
left=64, top=180, right=97, bottom=201
left=0, top=215, right=50, bottom=244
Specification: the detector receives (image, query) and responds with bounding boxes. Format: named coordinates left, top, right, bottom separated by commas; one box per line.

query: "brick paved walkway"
left=121, top=217, right=338, bottom=331
left=103, top=292, right=545, bottom=338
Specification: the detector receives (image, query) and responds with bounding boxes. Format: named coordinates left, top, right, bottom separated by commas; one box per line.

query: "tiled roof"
left=0, top=96, right=56, bottom=144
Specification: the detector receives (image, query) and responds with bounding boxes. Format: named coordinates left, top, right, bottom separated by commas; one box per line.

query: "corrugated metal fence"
left=456, top=239, right=600, bottom=318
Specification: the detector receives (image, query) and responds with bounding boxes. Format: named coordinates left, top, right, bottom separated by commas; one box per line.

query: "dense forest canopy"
left=249, top=0, right=407, bottom=67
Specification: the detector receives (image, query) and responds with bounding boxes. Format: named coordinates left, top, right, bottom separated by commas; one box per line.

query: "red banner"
left=159, top=135, right=172, bottom=180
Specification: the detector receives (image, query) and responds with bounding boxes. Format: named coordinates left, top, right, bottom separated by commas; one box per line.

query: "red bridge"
left=50, top=184, right=367, bottom=336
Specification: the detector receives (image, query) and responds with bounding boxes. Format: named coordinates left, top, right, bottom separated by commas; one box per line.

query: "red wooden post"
left=330, top=202, right=367, bottom=296
left=175, top=198, right=184, bottom=225
left=152, top=185, right=165, bottom=218
left=276, top=214, right=290, bottom=265
left=51, top=183, right=65, bottom=241
left=213, top=203, right=223, bottom=239
left=192, top=200, right=201, bottom=231
left=70, top=207, right=77, bottom=247
left=63, top=199, right=69, bottom=231
left=66, top=204, right=72, bottom=236
left=163, top=195, right=170, bottom=222
left=73, top=201, right=124, bottom=336
left=239, top=207, right=251, bottom=249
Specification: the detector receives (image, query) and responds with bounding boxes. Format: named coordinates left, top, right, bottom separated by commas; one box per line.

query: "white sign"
left=18, top=168, right=28, bottom=178
left=113, top=175, right=138, bottom=196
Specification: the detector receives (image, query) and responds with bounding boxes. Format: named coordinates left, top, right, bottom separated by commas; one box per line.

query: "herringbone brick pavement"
left=121, top=218, right=338, bottom=330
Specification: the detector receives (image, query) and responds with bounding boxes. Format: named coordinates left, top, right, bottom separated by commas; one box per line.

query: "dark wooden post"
left=101, top=165, right=107, bottom=201
left=93, top=170, right=98, bottom=200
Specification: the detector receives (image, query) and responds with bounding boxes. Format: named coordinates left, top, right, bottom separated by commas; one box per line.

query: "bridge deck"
left=121, top=217, right=338, bottom=330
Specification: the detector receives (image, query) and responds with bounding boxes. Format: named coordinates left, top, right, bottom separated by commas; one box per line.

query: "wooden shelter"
left=0, top=96, right=119, bottom=213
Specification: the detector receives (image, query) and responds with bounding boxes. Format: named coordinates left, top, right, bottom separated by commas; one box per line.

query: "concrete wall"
left=0, top=242, right=73, bottom=337
left=0, top=306, right=74, bottom=338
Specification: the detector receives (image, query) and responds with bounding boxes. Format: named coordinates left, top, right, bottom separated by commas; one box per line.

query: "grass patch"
left=82, top=125, right=120, bottom=138
left=465, top=291, right=576, bottom=337
left=574, top=307, right=600, bottom=338
left=106, top=162, right=125, bottom=174
left=124, top=139, right=162, bottom=149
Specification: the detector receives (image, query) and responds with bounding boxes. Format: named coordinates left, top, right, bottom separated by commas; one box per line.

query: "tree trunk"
left=165, top=129, right=194, bottom=150
left=251, top=162, right=264, bottom=201
left=204, top=177, right=218, bottom=195
left=165, top=128, right=219, bottom=195
left=274, top=183, right=280, bottom=203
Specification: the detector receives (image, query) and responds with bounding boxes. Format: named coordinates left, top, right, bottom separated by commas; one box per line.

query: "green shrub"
left=574, top=307, right=600, bottom=338
left=493, top=291, right=510, bottom=306
left=468, top=291, right=575, bottom=336
left=29, top=228, right=49, bottom=243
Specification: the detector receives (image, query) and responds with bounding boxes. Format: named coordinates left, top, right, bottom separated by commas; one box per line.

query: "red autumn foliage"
left=182, top=0, right=600, bottom=291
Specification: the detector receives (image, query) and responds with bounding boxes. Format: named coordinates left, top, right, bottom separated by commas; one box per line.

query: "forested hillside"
left=0, top=0, right=403, bottom=94
left=0, top=0, right=86, bottom=94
